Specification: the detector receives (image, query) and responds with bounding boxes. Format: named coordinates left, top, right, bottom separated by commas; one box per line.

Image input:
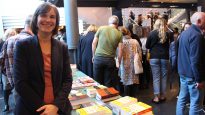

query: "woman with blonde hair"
left=119, top=26, right=142, bottom=97
left=83, top=24, right=98, bottom=35
left=77, top=24, right=98, bottom=78
left=146, top=18, right=170, bottom=103
left=3, top=28, right=17, bottom=41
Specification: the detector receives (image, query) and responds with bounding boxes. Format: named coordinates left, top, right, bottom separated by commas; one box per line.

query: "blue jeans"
left=93, top=56, right=117, bottom=87
left=176, top=75, right=204, bottom=115
left=150, top=59, right=169, bottom=95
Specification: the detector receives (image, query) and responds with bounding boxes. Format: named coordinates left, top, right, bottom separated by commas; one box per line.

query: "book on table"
left=68, top=93, right=92, bottom=109
left=86, top=85, right=107, bottom=97
left=78, top=76, right=95, bottom=84
left=96, top=87, right=119, bottom=100
left=80, top=102, right=97, bottom=108
left=72, top=78, right=97, bottom=90
left=76, top=105, right=112, bottom=115
left=109, top=96, right=138, bottom=115
left=72, top=80, right=85, bottom=90
left=96, top=95, right=121, bottom=102
left=86, top=87, right=97, bottom=97
left=120, top=102, right=153, bottom=115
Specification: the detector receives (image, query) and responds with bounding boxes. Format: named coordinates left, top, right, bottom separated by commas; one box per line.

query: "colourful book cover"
left=68, top=93, right=92, bottom=108
left=78, top=77, right=95, bottom=84
left=121, top=102, right=152, bottom=115
left=110, top=96, right=138, bottom=107
left=76, top=105, right=112, bottom=115
left=109, top=96, right=138, bottom=115
left=96, top=87, right=119, bottom=99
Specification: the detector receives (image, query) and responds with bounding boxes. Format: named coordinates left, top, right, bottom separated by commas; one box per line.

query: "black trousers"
left=124, top=84, right=139, bottom=97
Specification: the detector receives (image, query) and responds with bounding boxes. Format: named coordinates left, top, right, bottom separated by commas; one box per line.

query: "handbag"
left=134, top=50, right=143, bottom=74
left=146, top=50, right=150, bottom=62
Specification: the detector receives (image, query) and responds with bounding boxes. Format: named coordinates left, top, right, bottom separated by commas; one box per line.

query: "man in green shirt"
left=92, top=15, right=122, bottom=87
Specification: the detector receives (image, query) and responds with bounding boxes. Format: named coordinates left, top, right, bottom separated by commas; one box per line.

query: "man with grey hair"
left=176, top=12, right=205, bottom=115
left=92, top=15, right=122, bottom=88
left=0, top=15, right=33, bottom=112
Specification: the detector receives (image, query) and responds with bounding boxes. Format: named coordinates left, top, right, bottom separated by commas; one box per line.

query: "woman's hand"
left=36, top=104, right=59, bottom=115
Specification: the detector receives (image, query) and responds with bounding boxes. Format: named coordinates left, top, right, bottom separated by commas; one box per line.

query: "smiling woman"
left=14, top=2, right=72, bottom=115
left=37, top=11, right=57, bottom=35
left=31, top=2, right=59, bottom=36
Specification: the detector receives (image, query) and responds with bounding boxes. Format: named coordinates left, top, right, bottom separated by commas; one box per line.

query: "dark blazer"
left=14, top=36, right=73, bottom=115
left=178, top=25, right=205, bottom=82
left=77, top=31, right=95, bottom=78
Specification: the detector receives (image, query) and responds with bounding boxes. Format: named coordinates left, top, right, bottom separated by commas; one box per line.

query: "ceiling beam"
left=118, top=2, right=197, bottom=9
left=47, top=0, right=198, bottom=9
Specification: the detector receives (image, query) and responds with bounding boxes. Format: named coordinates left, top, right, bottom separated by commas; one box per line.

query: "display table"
left=70, top=64, right=153, bottom=115
left=70, top=65, right=117, bottom=115
left=70, top=65, right=104, bottom=115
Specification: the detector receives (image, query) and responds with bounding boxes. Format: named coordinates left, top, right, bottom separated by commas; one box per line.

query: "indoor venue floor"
left=0, top=72, right=190, bottom=115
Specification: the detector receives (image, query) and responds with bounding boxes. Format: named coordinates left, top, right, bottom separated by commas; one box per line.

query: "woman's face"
left=37, top=8, right=56, bottom=35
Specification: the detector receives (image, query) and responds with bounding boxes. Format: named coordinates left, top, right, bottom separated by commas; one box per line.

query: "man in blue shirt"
left=176, top=12, right=205, bottom=115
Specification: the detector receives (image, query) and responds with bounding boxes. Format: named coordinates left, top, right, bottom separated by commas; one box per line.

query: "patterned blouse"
left=119, top=35, right=142, bottom=85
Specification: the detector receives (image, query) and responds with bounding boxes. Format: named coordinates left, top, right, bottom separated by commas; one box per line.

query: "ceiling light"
left=170, top=5, right=178, bottom=8
left=152, top=5, right=160, bottom=7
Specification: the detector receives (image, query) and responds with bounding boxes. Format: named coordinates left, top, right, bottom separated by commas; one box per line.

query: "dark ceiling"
left=47, top=0, right=199, bottom=9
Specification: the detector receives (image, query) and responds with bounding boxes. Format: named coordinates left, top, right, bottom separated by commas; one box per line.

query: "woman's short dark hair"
left=31, top=2, right=60, bottom=36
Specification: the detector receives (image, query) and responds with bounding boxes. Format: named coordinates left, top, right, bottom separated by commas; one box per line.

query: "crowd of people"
left=0, top=2, right=205, bottom=115
left=77, top=11, right=205, bottom=115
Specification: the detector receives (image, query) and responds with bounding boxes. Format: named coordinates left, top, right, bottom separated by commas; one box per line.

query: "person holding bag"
left=119, top=27, right=142, bottom=97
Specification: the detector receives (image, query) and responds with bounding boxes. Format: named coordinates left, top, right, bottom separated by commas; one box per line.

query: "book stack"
left=72, top=80, right=85, bottom=90
left=78, top=76, right=95, bottom=84
left=121, top=102, right=153, bottom=115
left=76, top=105, right=112, bottom=115
left=96, top=87, right=120, bottom=102
left=94, top=85, right=107, bottom=89
left=78, top=77, right=97, bottom=87
left=72, top=78, right=97, bottom=90
left=80, top=102, right=98, bottom=108
left=109, top=96, right=138, bottom=115
left=86, top=85, right=107, bottom=97
left=86, top=87, right=97, bottom=97
left=68, top=92, right=92, bottom=109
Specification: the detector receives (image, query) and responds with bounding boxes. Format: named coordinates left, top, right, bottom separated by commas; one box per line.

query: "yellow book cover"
left=76, top=105, right=112, bottom=115
left=110, top=96, right=138, bottom=107
left=121, top=102, right=152, bottom=115
left=137, top=102, right=152, bottom=110
left=101, top=106, right=112, bottom=115
left=109, top=96, right=137, bottom=115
